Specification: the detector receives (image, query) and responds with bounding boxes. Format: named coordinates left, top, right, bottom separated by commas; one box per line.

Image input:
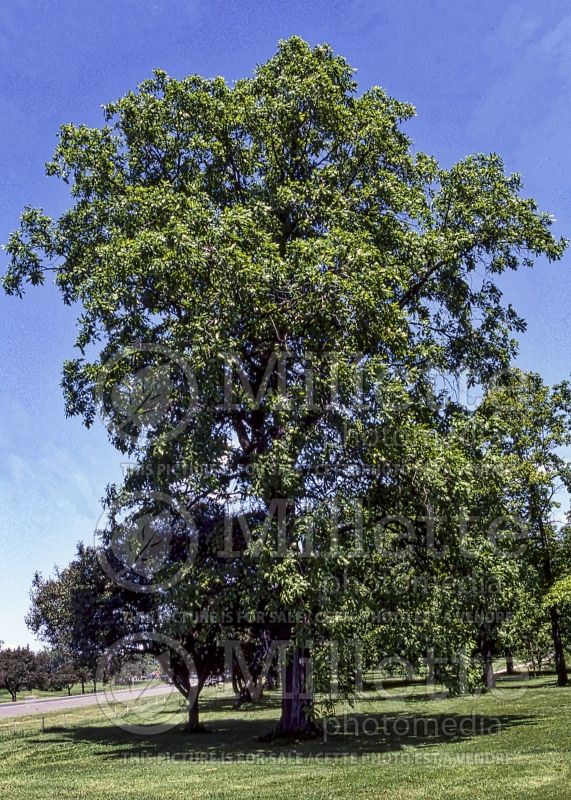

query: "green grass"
left=1, top=676, right=570, bottom=799
left=0, top=686, right=98, bottom=703
left=0, top=679, right=163, bottom=703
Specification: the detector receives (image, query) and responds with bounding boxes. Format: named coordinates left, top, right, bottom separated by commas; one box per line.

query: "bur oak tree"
left=4, top=37, right=565, bottom=733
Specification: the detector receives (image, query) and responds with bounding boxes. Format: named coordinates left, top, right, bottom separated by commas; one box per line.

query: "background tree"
left=27, top=532, right=259, bottom=731
left=0, top=647, right=37, bottom=702
left=476, top=369, right=571, bottom=685
left=51, top=660, right=80, bottom=696
left=27, top=544, right=121, bottom=692
left=503, top=586, right=553, bottom=676
left=545, top=574, right=571, bottom=655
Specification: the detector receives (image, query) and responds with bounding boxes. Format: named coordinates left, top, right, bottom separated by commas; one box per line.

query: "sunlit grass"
left=1, top=676, right=570, bottom=799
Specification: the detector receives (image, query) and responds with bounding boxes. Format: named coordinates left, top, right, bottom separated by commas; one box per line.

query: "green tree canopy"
left=476, top=369, right=571, bottom=685
left=4, top=37, right=566, bottom=733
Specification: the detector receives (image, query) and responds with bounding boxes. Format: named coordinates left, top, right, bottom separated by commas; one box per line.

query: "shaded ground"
left=1, top=676, right=570, bottom=800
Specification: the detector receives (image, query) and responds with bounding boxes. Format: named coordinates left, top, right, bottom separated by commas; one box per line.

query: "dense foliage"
left=4, top=37, right=569, bottom=733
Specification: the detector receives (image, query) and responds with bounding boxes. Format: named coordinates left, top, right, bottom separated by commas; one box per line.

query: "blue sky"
left=0, top=0, right=569, bottom=647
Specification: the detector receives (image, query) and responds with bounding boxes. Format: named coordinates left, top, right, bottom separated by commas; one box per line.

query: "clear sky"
left=0, top=0, right=569, bottom=647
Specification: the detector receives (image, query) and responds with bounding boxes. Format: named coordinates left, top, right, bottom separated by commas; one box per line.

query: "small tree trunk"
left=92, top=679, right=97, bottom=693
left=536, top=509, right=567, bottom=686
left=11, top=690, right=17, bottom=702
left=185, top=697, right=201, bottom=732
left=426, top=649, right=435, bottom=687
left=184, top=681, right=207, bottom=733
left=67, top=686, right=72, bottom=696
left=231, top=667, right=240, bottom=697
left=530, top=650, right=537, bottom=678
left=232, top=667, right=260, bottom=707
left=274, top=646, right=318, bottom=738
left=549, top=605, right=568, bottom=687
left=505, top=648, right=515, bottom=675
left=484, top=654, right=496, bottom=689
left=80, top=680, right=85, bottom=695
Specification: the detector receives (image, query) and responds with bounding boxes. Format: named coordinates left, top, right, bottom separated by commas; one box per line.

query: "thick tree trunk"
left=549, top=605, right=568, bottom=687
left=505, top=648, right=515, bottom=675
left=479, top=635, right=496, bottom=690
left=273, top=646, right=318, bottom=738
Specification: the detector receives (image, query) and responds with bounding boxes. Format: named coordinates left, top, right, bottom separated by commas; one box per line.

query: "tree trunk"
left=232, top=665, right=261, bottom=707
left=549, top=605, right=568, bottom=687
left=173, top=668, right=206, bottom=734
left=505, top=648, right=515, bottom=675
left=80, top=680, right=85, bottom=695
left=273, top=646, right=318, bottom=738
left=479, top=635, right=496, bottom=690
left=92, top=679, right=97, bottom=693
left=185, top=696, right=201, bottom=732
left=536, top=502, right=567, bottom=686
left=231, top=667, right=240, bottom=697
left=10, top=690, right=16, bottom=702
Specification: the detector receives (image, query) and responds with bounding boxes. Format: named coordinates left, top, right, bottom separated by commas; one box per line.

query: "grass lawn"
left=0, top=686, right=99, bottom=703
left=0, top=675, right=569, bottom=799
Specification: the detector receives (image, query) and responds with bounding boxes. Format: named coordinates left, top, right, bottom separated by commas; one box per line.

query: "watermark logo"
left=94, top=343, right=199, bottom=446
left=96, top=490, right=197, bottom=593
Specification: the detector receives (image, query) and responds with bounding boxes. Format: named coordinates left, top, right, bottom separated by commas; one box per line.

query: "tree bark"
left=505, top=648, right=515, bottom=675
left=479, top=634, right=496, bottom=690
left=171, top=668, right=206, bottom=734
left=185, top=695, right=202, bottom=732
left=549, top=605, right=568, bottom=687
left=273, top=646, right=318, bottom=738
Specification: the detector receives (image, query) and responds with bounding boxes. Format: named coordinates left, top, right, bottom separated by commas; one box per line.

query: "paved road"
left=0, top=684, right=174, bottom=719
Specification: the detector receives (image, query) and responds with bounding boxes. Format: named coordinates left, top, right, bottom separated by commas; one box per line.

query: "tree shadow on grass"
left=30, top=708, right=535, bottom=761
left=494, top=678, right=560, bottom=689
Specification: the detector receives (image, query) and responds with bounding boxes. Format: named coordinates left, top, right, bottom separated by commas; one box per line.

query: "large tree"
left=3, top=37, right=565, bottom=734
